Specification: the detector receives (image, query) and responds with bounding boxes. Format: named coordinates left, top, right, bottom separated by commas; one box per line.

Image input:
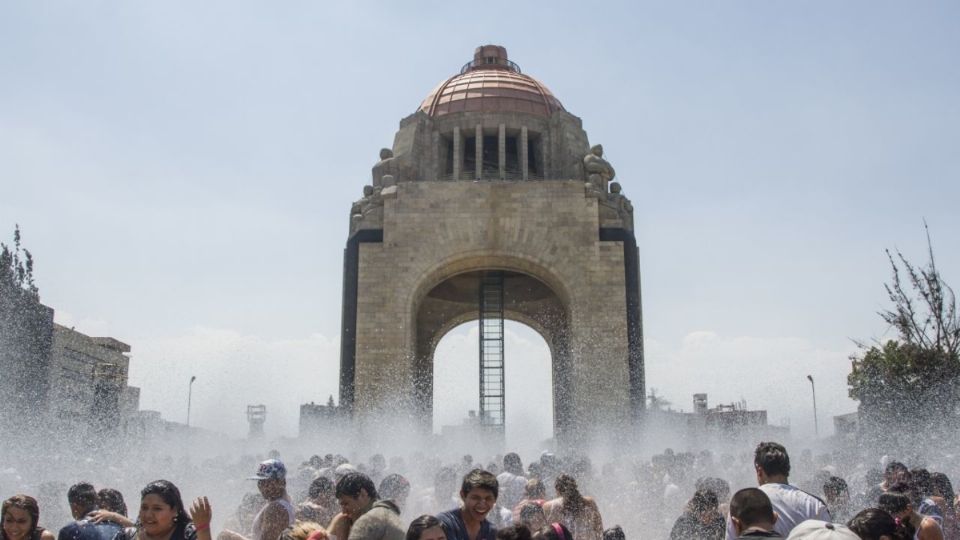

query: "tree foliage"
left=0, top=224, right=39, bottom=300
left=848, top=226, right=960, bottom=451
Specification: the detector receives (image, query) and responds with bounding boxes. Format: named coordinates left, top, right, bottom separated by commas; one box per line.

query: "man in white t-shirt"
left=725, top=442, right=831, bottom=539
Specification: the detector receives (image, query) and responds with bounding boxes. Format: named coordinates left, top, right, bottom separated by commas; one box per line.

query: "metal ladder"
left=479, top=271, right=505, bottom=432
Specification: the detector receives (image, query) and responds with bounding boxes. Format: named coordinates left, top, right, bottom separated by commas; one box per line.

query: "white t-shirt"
left=496, top=472, right=528, bottom=510
left=725, top=483, right=830, bottom=539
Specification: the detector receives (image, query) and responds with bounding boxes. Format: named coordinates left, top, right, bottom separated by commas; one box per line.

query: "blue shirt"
left=436, top=509, right=496, bottom=540
left=58, top=515, right=123, bottom=540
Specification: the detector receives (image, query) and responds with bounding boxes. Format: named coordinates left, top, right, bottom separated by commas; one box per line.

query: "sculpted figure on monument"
left=371, top=148, right=397, bottom=186
left=583, top=144, right=615, bottom=192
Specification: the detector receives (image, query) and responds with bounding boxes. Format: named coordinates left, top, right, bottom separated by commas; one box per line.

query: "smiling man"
left=436, top=470, right=499, bottom=540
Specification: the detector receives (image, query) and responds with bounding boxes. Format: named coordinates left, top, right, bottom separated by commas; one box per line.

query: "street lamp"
left=807, top=374, right=818, bottom=437
left=187, top=375, right=197, bottom=427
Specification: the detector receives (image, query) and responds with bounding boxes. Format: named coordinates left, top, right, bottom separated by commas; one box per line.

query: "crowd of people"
left=2, top=441, right=957, bottom=540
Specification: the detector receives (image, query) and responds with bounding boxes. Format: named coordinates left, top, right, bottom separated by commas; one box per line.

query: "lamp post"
left=807, top=374, right=818, bottom=437
left=187, top=375, right=196, bottom=427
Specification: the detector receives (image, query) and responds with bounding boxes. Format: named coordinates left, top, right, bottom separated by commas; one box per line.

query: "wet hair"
left=687, top=489, right=719, bottom=516
left=405, top=515, right=445, bottom=540
left=754, top=442, right=790, bottom=477
left=380, top=474, right=411, bottom=502
left=97, top=488, right=128, bottom=516
left=279, top=521, right=324, bottom=540
left=1, top=495, right=41, bottom=533
left=884, top=461, right=909, bottom=482
left=307, top=477, right=333, bottom=500
left=847, top=508, right=913, bottom=540
left=503, top=453, right=523, bottom=476
left=554, top=475, right=585, bottom=514
left=729, top=488, right=775, bottom=527
left=602, top=526, right=624, bottom=540
left=823, top=476, right=849, bottom=499
left=524, top=479, right=546, bottom=499
left=878, top=488, right=912, bottom=515
left=518, top=502, right=545, bottom=527
left=141, top=479, right=191, bottom=535
left=930, top=472, right=955, bottom=510
left=909, top=468, right=932, bottom=499
left=460, top=469, right=498, bottom=499
left=68, top=482, right=98, bottom=512
left=695, top=477, right=731, bottom=502
left=531, top=523, right=571, bottom=540
left=496, top=524, right=531, bottom=540
left=336, top=472, right=378, bottom=500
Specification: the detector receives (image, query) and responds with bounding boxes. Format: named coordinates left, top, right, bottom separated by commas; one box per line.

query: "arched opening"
left=433, top=320, right=553, bottom=453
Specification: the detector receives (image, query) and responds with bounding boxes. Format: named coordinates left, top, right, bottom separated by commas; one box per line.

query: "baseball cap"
left=249, top=459, right=287, bottom=481
left=786, top=520, right=859, bottom=540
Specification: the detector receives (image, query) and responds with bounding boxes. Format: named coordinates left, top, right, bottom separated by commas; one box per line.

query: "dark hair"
left=554, top=475, right=584, bottom=514
left=141, top=479, right=191, bottom=535
left=847, top=508, right=913, bottom=540
left=687, top=489, right=719, bottom=516
left=336, top=472, right=378, bottom=500
left=754, top=442, right=790, bottom=477
left=495, top=524, right=531, bottom=540
left=878, top=489, right=911, bottom=515
left=909, top=468, right=932, bottom=499
left=823, top=476, right=849, bottom=499
left=930, top=472, right=955, bottom=510
left=308, top=477, right=334, bottom=500
left=1, top=495, right=41, bottom=534
left=68, top=482, right=98, bottom=511
left=379, top=474, right=411, bottom=502
left=525, top=479, right=545, bottom=499
left=532, top=523, right=571, bottom=540
left=518, top=502, right=545, bottom=526
left=503, top=453, right=523, bottom=476
left=729, top=488, right=775, bottom=527
left=97, top=488, right=128, bottom=516
left=602, top=526, right=624, bottom=540
left=695, top=477, right=731, bottom=501
left=405, top=515, right=445, bottom=540
left=460, top=470, right=498, bottom=499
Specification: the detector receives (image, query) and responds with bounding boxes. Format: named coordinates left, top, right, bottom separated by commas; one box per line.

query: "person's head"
left=823, top=477, right=850, bottom=506
left=495, top=524, right=531, bottom=540
left=503, top=454, right=523, bottom=476
left=250, top=459, right=288, bottom=500
left=139, top=480, right=190, bottom=538
left=335, top=473, right=377, bottom=520
left=531, top=523, right=571, bottom=540
left=847, top=508, right=912, bottom=540
left=97, top=488, right=127, bottom=516
left=307, top=477, right=334, bottom=504
left=686, top=489, right=719, bottom=524
left=459, top=470, right=498, bottom=521
left=695, top=477, right=731, bottom=503
left=785, top=520, right=860, bottom=539
left=67, top=482, right=98, bottom=518
left=883, top=462, right=910, bottom=487
left=2, top=495, right=40, bottom=540
left=729, top=488, right=777, bottom=535
left=524, top=479, right=545, bottom=500
left=518, top=502, right=547, bottom=531
left=279, top=521, right=324, bottom=540
left=601, top=526, right=624, bottom=540
left=930, top=472, right=955, bottom=510
left=877, top=486, right=913, bottom=521
left=405, top=515, right=446, bottom=540
left=379, top=474, right=411, bottom=507
left=908, top=468, right=931, bottom=500
left=754, top=442, right=790, bottom=484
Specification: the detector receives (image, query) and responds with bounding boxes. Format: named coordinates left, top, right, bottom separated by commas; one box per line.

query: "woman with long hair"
left=542, top=476, right=602, bottom=540
left=847, top=508, right=913, bottom=540
left=878, top=485, right=943, bottom=540
left=114, top=480, right=212, bottom=540
left=1, top=495, right=55, bottom=540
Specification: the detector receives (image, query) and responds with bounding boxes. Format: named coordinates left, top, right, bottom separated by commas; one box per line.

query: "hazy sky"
left=2, top=1, right=958, bottom=443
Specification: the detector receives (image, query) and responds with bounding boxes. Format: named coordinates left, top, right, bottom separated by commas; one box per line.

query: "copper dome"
left=419, top=45, right=564, bottom=118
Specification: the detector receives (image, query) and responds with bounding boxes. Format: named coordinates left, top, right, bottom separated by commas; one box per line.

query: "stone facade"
left=340, top=45, right=644, bottom=445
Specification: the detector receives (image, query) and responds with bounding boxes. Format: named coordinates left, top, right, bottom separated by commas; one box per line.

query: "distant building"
left=0, top=300, right=54, bottom=441
left=47, top=324, right=142, bottom=444
left=648, top=393, right=789, bottom=442
left=300, top=396, right=347, bottom=438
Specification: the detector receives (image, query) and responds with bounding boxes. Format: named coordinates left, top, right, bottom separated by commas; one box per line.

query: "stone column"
left=453, top=126, right=461, bottom=181
left=521, top=126, right=529, bottom=181
left=498, top=123, right=506, bottom=180
left=475, top=125, right=483, bottom=180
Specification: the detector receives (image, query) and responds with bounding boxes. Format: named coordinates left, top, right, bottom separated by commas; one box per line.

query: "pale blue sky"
left=2, top=1, right=958, bottom=440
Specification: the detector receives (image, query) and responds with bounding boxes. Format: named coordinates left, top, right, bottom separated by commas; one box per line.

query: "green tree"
left=848, top=227, right=960, bottom=454
left=0, top=224, right=39, bottom=299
